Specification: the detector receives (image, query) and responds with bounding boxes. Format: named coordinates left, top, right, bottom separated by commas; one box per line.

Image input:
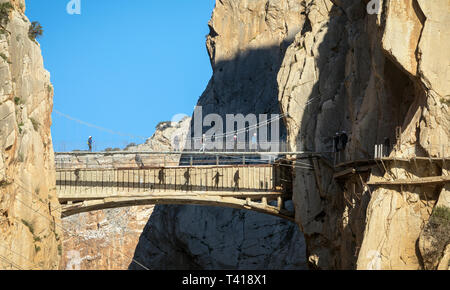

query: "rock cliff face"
left=199, top=0, right=305, bottom=120
left=277, top=0, right=449, bottom=269
left=0, top=0, right=61, bottom=269
left=60, top=118, right=190, bottom=270
left=61, top=206, right=155, bottom=270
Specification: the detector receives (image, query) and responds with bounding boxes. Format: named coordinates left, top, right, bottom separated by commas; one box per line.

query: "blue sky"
left=25, top=0, right=215, bottom=151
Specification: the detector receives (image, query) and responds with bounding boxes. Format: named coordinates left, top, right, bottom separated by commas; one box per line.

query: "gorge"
left=0, top=0, right=448, bottom=270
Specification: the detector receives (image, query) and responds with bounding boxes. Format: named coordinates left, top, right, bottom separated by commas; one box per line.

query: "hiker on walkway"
left=212, top=171, right=222, bottom=189
left=233, top=169, right=240, bottom=191
left=135, top=154, right=144, bottom=168
left=87, top=136, right=93, bottom=152
left=333, top=132, right=341, bottom=152
left=158, top=169, right=165, bottom=186
left=340, top=131, right=348, bottom=151
left=384, top=137, right=391, bottom=157
left=183, top=168, right=191, bottom=190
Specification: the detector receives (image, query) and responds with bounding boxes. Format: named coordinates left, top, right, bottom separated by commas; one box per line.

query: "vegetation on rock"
left=0, top=2, right=13, bottom=27
left=28, top=21, right=43, bottom=41
left=421, top=206, right=450, bottom=268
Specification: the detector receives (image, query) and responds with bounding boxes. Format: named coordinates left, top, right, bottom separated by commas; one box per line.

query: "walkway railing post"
left=262, top=197, right=267, bottom=206
left=277, top=196, right=283, bottom=211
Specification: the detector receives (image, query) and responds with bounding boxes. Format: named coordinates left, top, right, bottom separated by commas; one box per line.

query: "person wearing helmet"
left=334, top=132, right=341, bottom=152
left=135, top=154, right=144, bottom=168
left=340, top=131, right=348, bottom=151
left=384, top=137, right=391, bottom=157
left=87, top=136, right=93, bottom=152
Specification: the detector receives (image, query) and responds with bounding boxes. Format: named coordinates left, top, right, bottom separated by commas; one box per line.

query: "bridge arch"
left=61, top=195, right=295, bottom=221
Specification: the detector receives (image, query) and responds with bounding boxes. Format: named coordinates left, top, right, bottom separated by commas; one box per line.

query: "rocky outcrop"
left=125, top=117, right=191, bottom=153
left=61, top=206, right=154, bottom=270
left=199, top=0, right=305, bottom=119
left=0, top=0, right=61, bottom=269
left=277, top=0, right=449, bottom=269
left=129, top=0, right=308, bottom=270
left=418, top=191, right=450, bottom=270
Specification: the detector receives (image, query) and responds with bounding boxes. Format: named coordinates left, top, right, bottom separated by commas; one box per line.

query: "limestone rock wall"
left=0, top=0, right=61, bottom=270
left=199, top=0, right=306, bottom=119
left=61, top=206, right=154, bottom=270
left=277, top=0, right=449, bottom=269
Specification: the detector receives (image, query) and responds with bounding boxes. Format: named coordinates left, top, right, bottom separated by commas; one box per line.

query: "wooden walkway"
left=55, top=152, right=449, bottom=219
left=331, top=155, right=450, bottom=190
left=56, top=164, right=294, bottom=221
left=367, top=175, right=450, bottom=186
left=335, top=156, right=450, bottom=169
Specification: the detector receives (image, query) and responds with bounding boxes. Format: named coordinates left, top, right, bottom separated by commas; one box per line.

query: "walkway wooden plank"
left=333, top=168, right=356, bottom=179
left=335, top=157, right=450, bottom=168
left=367, top=175, right=450, bottom=185
left=333, top=165, right=373, bottom=179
